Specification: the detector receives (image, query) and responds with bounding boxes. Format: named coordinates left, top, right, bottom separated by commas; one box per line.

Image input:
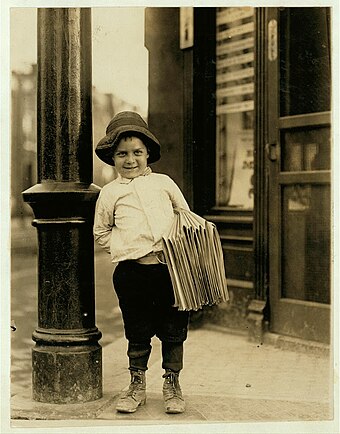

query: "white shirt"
left=93, top=170, right=190, bottom=263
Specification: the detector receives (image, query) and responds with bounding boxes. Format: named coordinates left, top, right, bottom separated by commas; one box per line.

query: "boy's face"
left=113, top=136, right=149, bottom=179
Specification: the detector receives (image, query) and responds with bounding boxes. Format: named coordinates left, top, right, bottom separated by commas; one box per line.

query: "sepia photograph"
left=1, top=1, right=339, bottom=433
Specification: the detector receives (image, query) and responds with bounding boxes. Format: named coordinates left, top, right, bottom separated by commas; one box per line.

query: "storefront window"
left=216, top=7, right=255, bottom=209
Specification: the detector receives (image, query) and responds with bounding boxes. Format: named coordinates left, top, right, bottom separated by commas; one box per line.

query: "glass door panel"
left=281, top=127, right=331, bottom=172
left=279, top=7, right=331, bottom=116
left=281, top=184, right=331, bottom=304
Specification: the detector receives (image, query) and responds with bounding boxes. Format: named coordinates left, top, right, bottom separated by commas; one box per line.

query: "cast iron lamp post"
left=22, top=8, right=102, bottom=403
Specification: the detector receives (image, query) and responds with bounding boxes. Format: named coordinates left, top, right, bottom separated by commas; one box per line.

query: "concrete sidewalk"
left=11, top=326, right=334, bottom=430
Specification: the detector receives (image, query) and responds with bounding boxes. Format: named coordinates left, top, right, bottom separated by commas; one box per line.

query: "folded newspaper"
left=162, top=208, right=229, bottom=311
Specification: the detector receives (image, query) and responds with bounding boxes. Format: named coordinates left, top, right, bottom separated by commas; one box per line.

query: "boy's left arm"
left=168, top=178, right=190, bottom=211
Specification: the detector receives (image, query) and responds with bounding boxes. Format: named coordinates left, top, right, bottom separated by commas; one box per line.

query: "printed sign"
left=217, top=37, right=254, bottom=56
left=180, top=7, right=194, bottom=49
left=217, top=100, right=254, bottom=115
left=217, top=52, right=254, bottom=69
left=217, top=22, right=254, bottom=41
left=216, top=67, right=254, bottom=85
left=217, top=7, right=254, bottom=25
left=217, top=83, right=254, bottom=98
left=228, top=130, right=254, bottom=209
left=268, top=19, right=278, bottom=61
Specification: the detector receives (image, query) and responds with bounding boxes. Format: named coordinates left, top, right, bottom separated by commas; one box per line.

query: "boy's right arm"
left=93, top=190, right=114, bottom=254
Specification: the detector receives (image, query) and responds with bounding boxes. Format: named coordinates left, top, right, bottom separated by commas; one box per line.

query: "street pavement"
left=9, top=326, right=336, bottom=432
left=6, top=218, right=339, bottom=433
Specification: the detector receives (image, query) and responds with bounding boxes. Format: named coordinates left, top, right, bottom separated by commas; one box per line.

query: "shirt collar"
left=117, top=166, right=152, bottom=184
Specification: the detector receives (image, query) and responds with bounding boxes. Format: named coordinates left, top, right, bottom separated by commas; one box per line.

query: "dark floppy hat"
left=95, top=111, right=161, bottom=166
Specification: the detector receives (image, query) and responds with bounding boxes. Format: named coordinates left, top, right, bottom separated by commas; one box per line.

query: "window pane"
left=279, top=8, right=331, bottom=116
left=281, top=127, right=330, bottom=171
left=216, top=7, right=255, bottom=208
left=281, top=184, right=330, bottom=303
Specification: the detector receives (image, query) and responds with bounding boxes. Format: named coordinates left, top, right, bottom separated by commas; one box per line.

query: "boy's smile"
left=113, top=136, right=149, bottom=179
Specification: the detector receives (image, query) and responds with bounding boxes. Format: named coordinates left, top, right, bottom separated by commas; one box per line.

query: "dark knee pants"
left=113, top=261, right=189, bottom=372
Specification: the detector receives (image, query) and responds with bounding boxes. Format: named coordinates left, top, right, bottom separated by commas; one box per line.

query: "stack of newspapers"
left=162, top=208, right=229, bottom=311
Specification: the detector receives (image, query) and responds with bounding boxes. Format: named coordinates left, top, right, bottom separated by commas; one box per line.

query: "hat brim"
left=95, top=125, right=161, bottom=166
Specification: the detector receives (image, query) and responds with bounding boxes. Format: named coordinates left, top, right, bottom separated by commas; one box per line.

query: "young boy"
left=94, top=111, right=190, bottom=414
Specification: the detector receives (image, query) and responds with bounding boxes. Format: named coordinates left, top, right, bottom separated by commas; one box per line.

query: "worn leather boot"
left=116, top=369, right=146, bottom=413
left=162, top=370, right=185, bottom=414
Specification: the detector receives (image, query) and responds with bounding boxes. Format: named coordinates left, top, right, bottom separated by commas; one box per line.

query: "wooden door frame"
left=266, top=7, right=331, bottom=343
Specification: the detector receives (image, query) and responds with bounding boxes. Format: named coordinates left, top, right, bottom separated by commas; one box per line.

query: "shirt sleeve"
left=93, top=188, right=115, bottom=254
left=167, top=177, right=190, bottom=211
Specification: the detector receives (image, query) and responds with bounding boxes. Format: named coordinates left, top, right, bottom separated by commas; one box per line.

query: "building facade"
left=11, top=66, right=141, bottom=221
left=145, top=7, right=332, bottom=344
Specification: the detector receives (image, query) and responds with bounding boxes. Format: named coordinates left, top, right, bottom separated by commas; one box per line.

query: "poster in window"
left=228, top=129, right=254, bottom=209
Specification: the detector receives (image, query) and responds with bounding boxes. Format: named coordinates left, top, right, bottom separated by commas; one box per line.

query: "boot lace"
left=124, top=372, right=144, bottom=400
left=163, top=372, right=182, bottom=400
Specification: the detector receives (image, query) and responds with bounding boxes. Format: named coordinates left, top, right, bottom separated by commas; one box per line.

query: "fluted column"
left=247, top=8, right=269, bottom=342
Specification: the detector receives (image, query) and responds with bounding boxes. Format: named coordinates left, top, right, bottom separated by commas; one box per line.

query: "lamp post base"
left=32, top=344, right=102, bottom=404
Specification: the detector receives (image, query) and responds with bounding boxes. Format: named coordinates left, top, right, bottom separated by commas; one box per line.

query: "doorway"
left=266, top=7, right=331, bottom=343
